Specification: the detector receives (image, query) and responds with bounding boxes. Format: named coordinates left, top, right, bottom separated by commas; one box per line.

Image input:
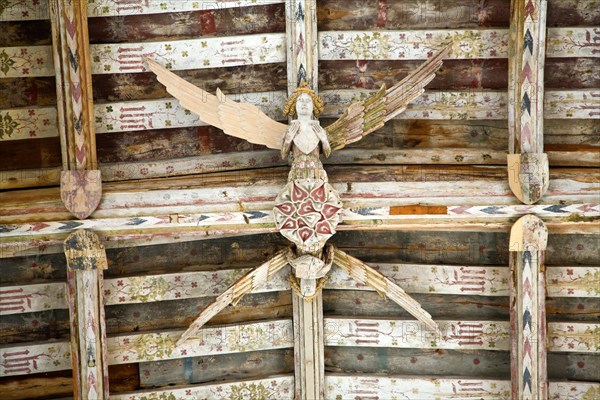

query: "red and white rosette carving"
left=273, top=179, right=343, bottom=252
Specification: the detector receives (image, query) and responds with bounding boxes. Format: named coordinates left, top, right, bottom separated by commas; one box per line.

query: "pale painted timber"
left=0, top=0, right=285, bottom=21
left=0, top=46, right=54, bottom=78
left=509, top=215, right=549, bottom=399
left=1, top=265, right=597, bottom=316
left=318, top=28, right=600, bottom=60
left=285, top=1, right=325, bottom=398
left=2, top=89, right=597, bottom=143
left=88, top=0, right=285, bottom=17
left=64, top=230, right=109, bottom=399
left=1, top=320, right=596, bottom=377
left=324, top=375, right=600, bottom=400
left=0, top=106, right=58, bottom=141
left=94, top=92, right=286, bottom=134
left=507, top=0, right=549, bottom=204
left=90, top=34, right=286, bottom=75
left=109, top=376, right=294, bottom=400
left=50, top=0, right=102, bottom=219
left=0, top=318, right=600, bottom=376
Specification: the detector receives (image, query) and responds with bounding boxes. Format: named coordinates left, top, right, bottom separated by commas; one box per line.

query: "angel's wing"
left=325, top=45, right=451, bottom=151
left=177, top=248, right=291, bottom=346
left=333, top=247, right=440, bottom=334
left=146, top=59, right=287, bottom=150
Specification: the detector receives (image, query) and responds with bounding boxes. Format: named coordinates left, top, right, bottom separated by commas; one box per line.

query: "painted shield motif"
left=60, top=170, right=102, bottom=220
left=273, top=179, right=342, bottom=252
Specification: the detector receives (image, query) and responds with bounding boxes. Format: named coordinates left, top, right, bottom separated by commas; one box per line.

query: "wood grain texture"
left=87, top=3, right=285, bottom=43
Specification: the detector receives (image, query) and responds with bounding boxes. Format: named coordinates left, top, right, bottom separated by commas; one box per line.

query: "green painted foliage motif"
left=0, top=112, right=18, bottom=139
left=0, top=49, right=16, bottom=75
left=229, top=383, right=270, bottom=400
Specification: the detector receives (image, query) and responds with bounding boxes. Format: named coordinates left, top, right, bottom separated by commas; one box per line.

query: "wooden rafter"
left=507, top=0, right=550, bottom=204
left=509, top=215, right=549, bottom=399
left=63, top=229, right=109, bottom=399
left=285, top=1, right=325, bottom=398
left=49, top=0, right=101, bottom=219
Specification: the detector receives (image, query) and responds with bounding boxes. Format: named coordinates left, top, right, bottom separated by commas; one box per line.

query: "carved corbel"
left=507, top=0, right=549, bottom=204
left=50, top=0, right=101, bottom=219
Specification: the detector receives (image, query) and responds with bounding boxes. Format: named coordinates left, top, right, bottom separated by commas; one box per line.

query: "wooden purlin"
left=509, top=215, right=549, bottom=400
left=63, top=229, right=109, bottom=399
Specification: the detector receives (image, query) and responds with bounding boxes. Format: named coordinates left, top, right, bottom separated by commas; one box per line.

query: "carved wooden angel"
left=146, top=45, right=450, bottom=345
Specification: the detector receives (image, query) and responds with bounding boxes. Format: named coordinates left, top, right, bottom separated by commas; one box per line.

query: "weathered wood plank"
left=3, top=90, right=595, bottom=145
left=0, top=0, right=286, bottom=21
left=89, top=33, right=285, bottom=75
left=1, top=320, right=594, bottom=376
left=139, top=348, right=294, bottom=387
left=2, top=201, right=597, bottom=238
left=324, top=375, right=600, bottom=400
left=0, top=371, right=73, bottom=400
left=111, top=376, right=294, bottom=400
left=509, top=214, right=548, bottom=398
left=0, top=107, right=57, bottom=141
left=323, top=89, right=599, bottom=120
left=88, top=3, right=285, bottom=43
left=318, top=28, right=600, bottom=60
left=63, top=230, right=110, bottom=399
left=0, top=46, right=54, bottom=78
left=0, top=137, right=61, bottom=170
left=0, top=77, right=57, bottom=108
left=91, top=63, right=287, bottom=103
left=94, top=91, right=286, bottom=134
left=0, top=20, right=51, bottom=46
left=2, top=265, right=597, bottom=316
left=317, top=0, right=511, bottom=30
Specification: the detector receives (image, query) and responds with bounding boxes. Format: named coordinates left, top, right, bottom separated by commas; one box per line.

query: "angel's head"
left=283, top=81, right=324, bottom=119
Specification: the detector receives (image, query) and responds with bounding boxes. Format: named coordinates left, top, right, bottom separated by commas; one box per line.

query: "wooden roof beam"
left=507, top=0, right=550, bottom=204
left=49, top=0, right=101, bottom=219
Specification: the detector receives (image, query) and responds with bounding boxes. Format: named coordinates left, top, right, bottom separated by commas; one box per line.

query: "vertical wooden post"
left=286, top=1, right=324, bottom=398
left=50, top=0, right=102, bottom=219
left=509, top=215, right=548, bottom=400
left=507, top=0, right=549, bottom=204
left=64, top=229, right=109, bottom=400
left=286, top=0, right=318, bottom=91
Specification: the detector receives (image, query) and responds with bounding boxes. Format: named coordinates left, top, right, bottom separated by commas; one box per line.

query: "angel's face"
left=295, top=93, right=313, bottom=118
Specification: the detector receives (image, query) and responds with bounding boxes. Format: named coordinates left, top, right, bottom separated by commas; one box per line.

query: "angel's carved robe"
left=282, top=120, right=330, bottom=181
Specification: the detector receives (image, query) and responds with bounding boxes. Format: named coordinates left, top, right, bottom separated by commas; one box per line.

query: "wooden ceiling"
left=0, top=0, right=598, bottom=399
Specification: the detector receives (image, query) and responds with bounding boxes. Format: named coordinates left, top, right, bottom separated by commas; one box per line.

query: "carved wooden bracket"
left=508, top=0, right=549, bottom=204
left=50, top=0, right=101, bottom=219
left=509, top=215, right=548, bottom=400
left=64, top=230, right=109, bottom=399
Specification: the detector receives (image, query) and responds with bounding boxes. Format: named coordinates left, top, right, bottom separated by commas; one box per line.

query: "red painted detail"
left=298, top=227, right=313, bottom=242
left=522, top=63, right=532, bottom=84
left=298, top=199, right=317, bottom=215
left=524, top=0, right=535, bottom=19
left=71, top=82, right=82, bottom=102
left=322, top=204, right=341, bottom=219
left=65, top=17, right=77, bottom=40
left=292, top=183, right=309, bottom=201
left=281, top=218, right=297, bottom=230
left=376, top=0, right=387, bottom=28
left=316, top=220, right=332, bottom=235
left=199, top=10, right=216, bottom=34
left=275, top=202, right=295, bottom=216
left=310, top=184, right=326, bottom=202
